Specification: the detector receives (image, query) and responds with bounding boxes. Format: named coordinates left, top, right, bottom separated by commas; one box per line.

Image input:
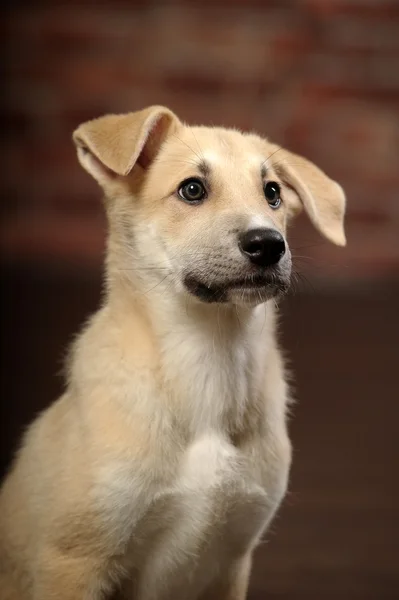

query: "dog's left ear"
left=73, top=105, right=180, bottom=187
left=273, top=148, right=346, bottom=246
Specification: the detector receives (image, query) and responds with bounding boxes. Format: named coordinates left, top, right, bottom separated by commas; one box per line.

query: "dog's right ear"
left=72, top=106, right=179, bottom=186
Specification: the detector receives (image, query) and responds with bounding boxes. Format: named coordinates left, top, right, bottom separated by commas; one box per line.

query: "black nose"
left=239, top=228, right=285, bottom=267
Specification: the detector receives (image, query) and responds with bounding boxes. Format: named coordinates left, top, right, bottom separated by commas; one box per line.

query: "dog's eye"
left=178, top=179, right=207, bottom=203
left=264, top=181, right=281, bottom=209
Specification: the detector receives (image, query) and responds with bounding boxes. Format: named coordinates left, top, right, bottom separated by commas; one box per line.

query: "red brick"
left=0, top=212, right=106, bottom=266
left=321, top=17, right=399, bottom=51
left=304, top=0, right=399, bottom=19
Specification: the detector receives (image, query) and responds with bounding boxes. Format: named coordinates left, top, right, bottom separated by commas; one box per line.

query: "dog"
left=0, top=105, right=346, bottom=599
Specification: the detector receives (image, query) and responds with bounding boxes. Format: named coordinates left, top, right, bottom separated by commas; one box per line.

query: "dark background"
left=1, top=1, right=398, bottom=598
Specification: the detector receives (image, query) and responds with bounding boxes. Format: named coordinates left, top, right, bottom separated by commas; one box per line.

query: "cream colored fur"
left=0, top=106, right=346, bottom=600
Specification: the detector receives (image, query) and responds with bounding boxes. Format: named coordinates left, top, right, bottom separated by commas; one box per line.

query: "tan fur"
left=0, top=106, right=346, bottom=600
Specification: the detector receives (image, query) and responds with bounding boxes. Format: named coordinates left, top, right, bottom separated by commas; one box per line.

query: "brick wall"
left=2, top=0, right=399, bottom=284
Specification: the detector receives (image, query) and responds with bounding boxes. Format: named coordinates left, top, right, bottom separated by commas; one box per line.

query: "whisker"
left=154, top=157, right=199, bottom=169
left=190, top=129, right=205, bottom=163
left=261, top=145, right=283, bottom=170
left=234, top=304, right=242, bottom=333
left=171, top=133, right=203, bottom=163
left=291, top=255, right=318, bottom=262
left=290, top=241, right=329, bottom=251
left=141, top=272, right=175, bottom=296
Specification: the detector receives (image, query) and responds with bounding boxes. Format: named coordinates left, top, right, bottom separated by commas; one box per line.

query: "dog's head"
left=73, top=106, right=345, bottom=306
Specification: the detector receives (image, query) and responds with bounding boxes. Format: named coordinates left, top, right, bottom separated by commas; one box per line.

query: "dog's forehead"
left=167, top=125, right=268, bottom=171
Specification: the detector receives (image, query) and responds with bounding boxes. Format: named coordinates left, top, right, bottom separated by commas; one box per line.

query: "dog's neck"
left=107, top=273, right=269, bottom=342
left=105, top=275, right=275, bottom=436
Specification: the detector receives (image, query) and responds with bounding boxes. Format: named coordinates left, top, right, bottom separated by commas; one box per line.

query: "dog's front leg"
left=136, top=553, right=252, bottom=600
left=32, top=547, right=117, bottom=600
left=198, top=553, right=252, bottom=600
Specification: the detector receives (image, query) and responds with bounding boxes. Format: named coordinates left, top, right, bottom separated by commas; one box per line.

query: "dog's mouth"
left=183, top=273, right=290, bottom=304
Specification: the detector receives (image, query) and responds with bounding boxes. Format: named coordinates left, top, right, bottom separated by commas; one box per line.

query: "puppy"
left=0, top=106, right=346, bottom=600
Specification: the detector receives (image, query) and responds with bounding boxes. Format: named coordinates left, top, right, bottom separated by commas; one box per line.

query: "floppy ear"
left=273, top=148, right=346, bottom=246
left=72, top=105, right=179, bottom=186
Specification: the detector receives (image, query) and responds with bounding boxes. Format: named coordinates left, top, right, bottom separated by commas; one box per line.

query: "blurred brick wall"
left=1, top=0, right=399, bottom=284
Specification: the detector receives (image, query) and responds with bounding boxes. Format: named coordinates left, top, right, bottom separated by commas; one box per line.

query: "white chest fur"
left=128, top=302, right=290, bottom=598
left=135, top=433, right=272, bottom=600
left=158, top=301, right=268, bottom=436
left=84, top=300, right=290, bottom=599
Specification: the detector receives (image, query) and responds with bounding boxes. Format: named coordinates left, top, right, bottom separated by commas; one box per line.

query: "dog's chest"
left=102, top=309, right=289, bottom=595
left=138, top=317, right=282, bottom=526
left=129, top=430, right=287, bottom=599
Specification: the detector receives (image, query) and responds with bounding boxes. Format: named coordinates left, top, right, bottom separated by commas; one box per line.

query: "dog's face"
left=74, top=106, right=346, bottom=306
